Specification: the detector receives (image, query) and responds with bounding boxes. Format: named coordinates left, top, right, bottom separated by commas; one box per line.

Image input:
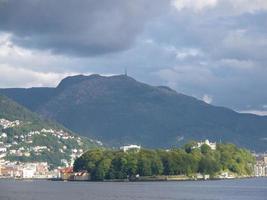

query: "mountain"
left=1, top=74, right=267, bottom=151
left=0, top=94, right=100, bottom=167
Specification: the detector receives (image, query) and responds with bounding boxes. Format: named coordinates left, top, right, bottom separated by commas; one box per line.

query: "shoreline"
left=0, top=175, right=260, bottom=182
left=30, top=176, right=258, bottom=182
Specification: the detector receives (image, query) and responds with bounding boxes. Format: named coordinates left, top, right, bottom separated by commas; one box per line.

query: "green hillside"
left=0, top=94, right=100, bottom=168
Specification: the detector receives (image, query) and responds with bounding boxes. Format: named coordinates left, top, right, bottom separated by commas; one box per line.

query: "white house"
left=0, top=145, right=7, bottom=153
left=0, top=133, right=7, bottom=138
left=120, top=145, right=141, bottom=152
left=22, top=168, right=36, bottom=179
left=22, top=163, right=37, bottom=179
left=197, top=140, right=216, bottom=150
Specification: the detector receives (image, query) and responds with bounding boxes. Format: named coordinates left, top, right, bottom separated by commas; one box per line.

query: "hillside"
left=1, top=75, right=267, bottom=151
left=0, top=94, right=100, bottom=168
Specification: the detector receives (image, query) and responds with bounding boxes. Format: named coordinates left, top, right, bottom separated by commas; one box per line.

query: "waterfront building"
left=59, top=167, right=73, bottom=180
left=254, top=154, right=267, bottom=177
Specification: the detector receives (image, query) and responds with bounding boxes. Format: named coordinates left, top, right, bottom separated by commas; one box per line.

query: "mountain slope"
left=0, top=94, right=99, bottom=167
left=1, top=75, right=267, bottom=151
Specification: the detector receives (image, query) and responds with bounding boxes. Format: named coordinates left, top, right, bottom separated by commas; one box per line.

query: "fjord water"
left=0, top=178, right=267, bottom=200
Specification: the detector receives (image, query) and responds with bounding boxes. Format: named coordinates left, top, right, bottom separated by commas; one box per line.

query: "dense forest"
left=74, top=142, right=255, bottom=181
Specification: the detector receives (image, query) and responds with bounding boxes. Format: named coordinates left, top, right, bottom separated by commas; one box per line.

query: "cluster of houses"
left=0, top=118, right=93, bottom=167
left=0, top=118, right=20, bottom=129
left=0, top=161, right=56, bottom=179
left=0, top=118, right=101, bottom=180
left=254, top=154, right=267, bottom=177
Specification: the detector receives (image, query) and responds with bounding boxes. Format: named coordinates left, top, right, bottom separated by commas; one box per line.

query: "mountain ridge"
left=1, top=74, right=267, bottom=151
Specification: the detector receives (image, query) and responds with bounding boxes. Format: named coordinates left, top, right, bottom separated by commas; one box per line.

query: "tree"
left=125, top=153, right=138, bottom=177
left=74, top=142, right=255, bottom=180
left=199, top=156, right=220, bottom=176
left=200, top=144, right=211, bottom=155
left=94, top=158, right=112, bottom=180
left=184, top=141, right=197, bottom=153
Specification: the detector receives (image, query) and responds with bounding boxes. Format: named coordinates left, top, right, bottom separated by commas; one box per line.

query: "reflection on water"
left=0, top=178, right=267, bottom=200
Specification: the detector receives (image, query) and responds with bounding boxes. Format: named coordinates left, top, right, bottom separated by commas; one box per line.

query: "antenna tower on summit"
left=124, top=67, right=128, bottom=76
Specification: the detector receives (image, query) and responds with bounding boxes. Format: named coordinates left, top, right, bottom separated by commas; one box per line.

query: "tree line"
left=73, top=142, right=255, bottom=181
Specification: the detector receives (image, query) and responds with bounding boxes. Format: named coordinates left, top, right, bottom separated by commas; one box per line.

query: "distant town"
left=0, top=118, right=102, bottom=179
left=1, top=137, right=266, bottom=181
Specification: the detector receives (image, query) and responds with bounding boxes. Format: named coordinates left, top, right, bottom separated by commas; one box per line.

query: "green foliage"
left=200, top=144, right=211, bottom=154
left=74, top=143, right=255, bottom=180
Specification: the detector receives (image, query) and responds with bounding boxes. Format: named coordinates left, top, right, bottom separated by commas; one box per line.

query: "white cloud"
left=0, top=32, right=88, bottom=87
left=143, top=39, right=155, bottom=44
left=163, top=45, right=202, bottom=60
left=0, top=32, right=78, bottom=72
left=0, top=33, right=32, bottom=57
left=223, top=29, right=267, bottom=50
left=202, top=94, right=213, bottom=104
left=0, top=64, right=76, bottom=88
left=172, top=0, right=218, bottom=12
left=171, top=0, right=267, bottom=14
left=154, top=64, right=217, bottom=96
left=228, top=0, right=267, bottom=14
left=239, top=110, right=267, bottom=116
left=175, top=48, right=202, bottom=60
left=220, top=58, right=255, bottom=70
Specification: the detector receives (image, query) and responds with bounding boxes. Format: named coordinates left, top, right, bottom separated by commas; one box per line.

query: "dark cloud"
left=0, top=0, right=169, bottom=56
left=0, top=0, right=266, bottom=114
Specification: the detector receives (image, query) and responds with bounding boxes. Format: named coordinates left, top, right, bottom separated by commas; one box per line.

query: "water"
left=0, top=178, right=267, bottom=200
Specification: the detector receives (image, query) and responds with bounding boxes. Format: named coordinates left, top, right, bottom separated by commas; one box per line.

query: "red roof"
left=60, top=167, right=73, bottom=173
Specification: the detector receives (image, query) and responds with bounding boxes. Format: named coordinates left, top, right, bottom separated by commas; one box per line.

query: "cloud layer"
left=0, top=0, right=168, bottom=56
left=0, top=0, right=266, bottom=115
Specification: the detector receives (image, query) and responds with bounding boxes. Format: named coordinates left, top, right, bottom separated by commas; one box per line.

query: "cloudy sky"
left=0, top=0, right=267, bottom=115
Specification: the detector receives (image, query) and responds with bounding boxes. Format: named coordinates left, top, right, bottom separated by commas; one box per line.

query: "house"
left=0, top=133, right=7, bottom=138
left=71, top=171, right=90, bottom=181
left=254, top=154, right=267, bottom=177
left=120, top=144, right=141, bottom=152
left=0, top=145, right=7, bottom=153
left=22, top=167, right=35, bottom=179
left=22, top=163, right=37, bottom=179
left=59, top=167, right=73, bottom=180
left=0, top=166, right=18, bottom=177
left=197, top=140, right=216, bottom=150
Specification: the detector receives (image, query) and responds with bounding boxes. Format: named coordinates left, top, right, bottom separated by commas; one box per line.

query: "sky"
left=0, top=0, right=267, bottom=115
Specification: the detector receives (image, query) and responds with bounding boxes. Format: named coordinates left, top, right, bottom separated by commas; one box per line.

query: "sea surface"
left=0, top=178, right=267, bottom=200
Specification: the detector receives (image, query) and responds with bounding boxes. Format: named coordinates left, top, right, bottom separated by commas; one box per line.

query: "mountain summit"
left=1, top=74, right=267, bottom=151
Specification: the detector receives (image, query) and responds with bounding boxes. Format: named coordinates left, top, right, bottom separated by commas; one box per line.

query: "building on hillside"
left=0, top=145, right=7, bottom=153
left=254, top=154, right=267, bottom=177
left=197, top=140, right=216, bottom=150
left=120, top=144, right=141, bottom=152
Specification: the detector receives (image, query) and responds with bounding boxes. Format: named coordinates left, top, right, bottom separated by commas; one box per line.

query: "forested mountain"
left=1, top=74, right=267, bottom=151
